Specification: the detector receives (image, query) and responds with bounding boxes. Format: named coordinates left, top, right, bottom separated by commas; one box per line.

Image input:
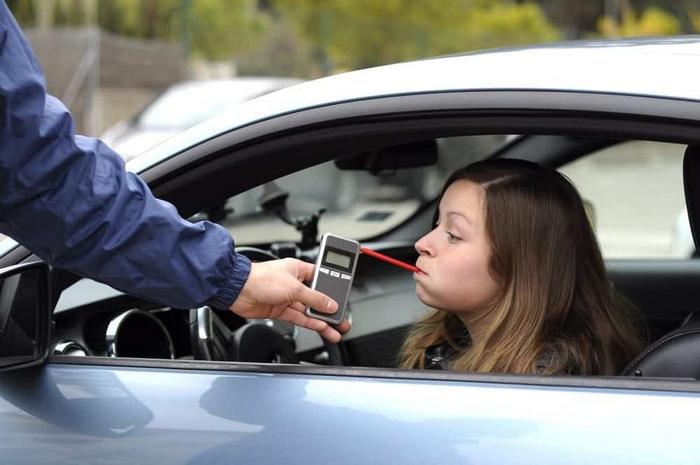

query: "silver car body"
left=2, top=38, right=700, bottom=464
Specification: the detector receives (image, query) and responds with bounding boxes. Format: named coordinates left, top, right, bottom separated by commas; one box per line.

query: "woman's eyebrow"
left=446, top=211, right=472, bottom=225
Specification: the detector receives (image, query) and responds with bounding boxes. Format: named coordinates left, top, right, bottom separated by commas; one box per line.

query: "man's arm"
left=0, top=5, right=347, bottom=342
left=0, top=3, right=248, bottom=309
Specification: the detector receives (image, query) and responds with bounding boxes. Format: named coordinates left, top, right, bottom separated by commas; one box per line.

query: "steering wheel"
left=189, top=247, right=344, bottom=365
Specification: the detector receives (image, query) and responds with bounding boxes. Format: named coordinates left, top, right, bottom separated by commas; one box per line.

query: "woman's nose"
left=415, top=232, right=434, bottom=256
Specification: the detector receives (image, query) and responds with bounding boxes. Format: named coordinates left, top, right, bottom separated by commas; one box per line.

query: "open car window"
left=47, top=134, right=699, bottom=389
left=54, top=135, right=507, bottom=314
left=200, top=135, right=506, bottom=246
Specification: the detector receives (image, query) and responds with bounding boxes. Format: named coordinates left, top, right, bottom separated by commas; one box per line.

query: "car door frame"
left=4, top=88, right=700, bottom=395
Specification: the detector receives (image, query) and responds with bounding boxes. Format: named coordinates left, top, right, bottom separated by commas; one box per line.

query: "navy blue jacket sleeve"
left=0, top=4, right=250, bottom=309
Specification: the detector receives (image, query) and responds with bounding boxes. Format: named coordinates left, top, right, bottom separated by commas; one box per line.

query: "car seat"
left=621, top=311, right=700, bottom=378
left=620, top=145, right=700, bottom=379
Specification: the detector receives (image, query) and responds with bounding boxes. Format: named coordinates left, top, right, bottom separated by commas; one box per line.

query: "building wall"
left=24, top=27, right=186, bottom=136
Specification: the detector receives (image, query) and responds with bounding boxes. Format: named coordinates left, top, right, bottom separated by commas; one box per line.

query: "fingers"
left=294, top=282, right=338, bottom=314
left=288, top=303, right=351, bottom=337
left=280, top=303, right=346, bottom=343
left=321, top=319, right=350, bottom=342
left=319, top=326, right=342, bottom=344
left=334, top=319, right=351, bottom=334
left=294, top=260, right=317, bottom=282
left=278, top=306, right=343, bottom=342
left=283, top=259, right=337, bottom=314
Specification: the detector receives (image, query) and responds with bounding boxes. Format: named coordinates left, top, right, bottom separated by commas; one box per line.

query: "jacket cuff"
left=206, top=251, right=252, bottom=310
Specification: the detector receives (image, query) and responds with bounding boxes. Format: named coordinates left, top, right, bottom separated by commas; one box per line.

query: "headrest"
left=683, top=145, right=700, bottom=253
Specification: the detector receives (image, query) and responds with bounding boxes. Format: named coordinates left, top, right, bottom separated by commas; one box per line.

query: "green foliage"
left=690, top=10, right=700, bottom=32
left=598, top=6, right=681, bottom=37
left=6, top=0, right=36, bottom=26
left=274, top=0, right=560, bottom=71
left=9, top=0, right=268, bottom=60
left=234, top=19, right=315, bottom=77
left=188, top=0, right=268, bottom=60
left=453, top=3, right=561, bottom=50
left=8, top=0, right=697, bottom=77
left=98, top=0, right=179, bottom=39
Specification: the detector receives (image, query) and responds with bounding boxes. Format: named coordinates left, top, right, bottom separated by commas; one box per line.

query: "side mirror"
left=0, top=262, right=51, bottom=371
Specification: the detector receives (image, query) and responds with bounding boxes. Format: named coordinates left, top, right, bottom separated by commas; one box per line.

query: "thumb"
left=295, top=283, right=339, bottom=314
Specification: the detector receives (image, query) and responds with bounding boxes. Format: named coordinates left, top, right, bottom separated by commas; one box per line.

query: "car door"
left=2, top=357, right=700, bottom=464
left=3, top=88, right=700, bottom=464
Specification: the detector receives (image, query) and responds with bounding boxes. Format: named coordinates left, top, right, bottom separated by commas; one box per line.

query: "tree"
left=9, top=0, right=268, bottom=61
left=274, top=0, right=560, bottom=72
left=188, top=0, right=268, bottom=60
left=536, top=0, right=603, bottom=39
left=692, top=10, right=700, bottom=31
left=532, top=0, right=699, bottom=38
left=6, top=0, right=36, bottom=26
left=598, top=5, right=681, bottom=37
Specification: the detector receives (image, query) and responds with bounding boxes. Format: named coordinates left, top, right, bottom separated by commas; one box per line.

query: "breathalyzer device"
left=306, top=233, right=360, bottom=324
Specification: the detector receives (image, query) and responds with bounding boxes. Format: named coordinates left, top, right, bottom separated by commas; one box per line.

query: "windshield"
left=203, top=135, right=507, bottom=245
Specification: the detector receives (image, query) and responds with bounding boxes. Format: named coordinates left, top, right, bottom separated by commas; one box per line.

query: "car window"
left=559, top=141, right=688, bottom=259
left=51, top=135, right=508, bottom=364
left=206, top=135, right=506, bottom=246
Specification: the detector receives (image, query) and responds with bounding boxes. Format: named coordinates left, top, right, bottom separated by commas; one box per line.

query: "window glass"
left=53, top=135, right=510, bottom=363
left=203, top=135, right=506, bottom=246
left=559, top=141, right=688, bottom=259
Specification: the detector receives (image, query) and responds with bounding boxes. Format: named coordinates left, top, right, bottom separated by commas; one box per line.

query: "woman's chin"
left=414, top=285, right=437, bottom=308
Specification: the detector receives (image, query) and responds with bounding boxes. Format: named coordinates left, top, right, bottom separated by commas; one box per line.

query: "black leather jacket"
left=424, top=337, right=560, bottom=373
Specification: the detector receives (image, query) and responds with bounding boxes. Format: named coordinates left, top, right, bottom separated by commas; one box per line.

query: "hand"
left=230, top=258, right=351, bottom=343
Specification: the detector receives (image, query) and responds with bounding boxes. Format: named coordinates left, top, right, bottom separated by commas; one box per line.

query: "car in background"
left=101, top=77, right=301, bottom=161
left=2, top=38, right=700, bottom=464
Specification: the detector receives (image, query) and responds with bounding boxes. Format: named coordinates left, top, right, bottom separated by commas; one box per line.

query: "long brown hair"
left=399, top=158, right=644, bottom=375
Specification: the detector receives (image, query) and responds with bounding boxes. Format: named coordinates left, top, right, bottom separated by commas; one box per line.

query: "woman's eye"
left=445, top=231, right=462, bottom=242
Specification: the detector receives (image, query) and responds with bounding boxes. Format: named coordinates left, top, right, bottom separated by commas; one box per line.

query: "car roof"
left=128, top=36, right=700, bottom=173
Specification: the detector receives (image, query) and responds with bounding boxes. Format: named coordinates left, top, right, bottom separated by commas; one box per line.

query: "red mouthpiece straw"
left=360, top=247, right=423, bottom=273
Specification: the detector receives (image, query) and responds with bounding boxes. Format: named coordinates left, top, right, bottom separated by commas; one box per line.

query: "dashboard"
left=50, top=242, right=425, bottom=367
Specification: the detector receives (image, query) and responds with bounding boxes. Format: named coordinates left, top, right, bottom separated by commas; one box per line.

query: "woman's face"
left=414, top=180, right=501, bottom=317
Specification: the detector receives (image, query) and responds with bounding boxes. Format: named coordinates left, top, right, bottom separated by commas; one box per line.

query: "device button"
left=320, top=268, right=329, bottom=274
left=341, top=274, right=351, bottom=280
left=330, top=271, right=340, bottom=278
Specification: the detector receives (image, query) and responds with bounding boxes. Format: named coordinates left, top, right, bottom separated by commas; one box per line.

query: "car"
left=100, top=77, right=302, bottom=161
left=2, top=37, right=700, bottom=464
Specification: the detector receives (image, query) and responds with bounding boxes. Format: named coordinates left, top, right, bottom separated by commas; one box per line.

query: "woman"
left=400, top=158, right=644, bottom=375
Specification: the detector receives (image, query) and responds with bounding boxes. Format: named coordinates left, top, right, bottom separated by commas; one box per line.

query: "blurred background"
left=6, top=1, right=700, bottom=258
left=8, top=0, right=700, bottom=138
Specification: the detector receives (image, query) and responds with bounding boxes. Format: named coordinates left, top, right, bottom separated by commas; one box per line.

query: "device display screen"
left=323, top=248, right=353, bottom=271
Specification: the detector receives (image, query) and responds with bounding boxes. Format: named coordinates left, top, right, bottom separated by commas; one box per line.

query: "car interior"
left=21, top=127, right=700, bottom=381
